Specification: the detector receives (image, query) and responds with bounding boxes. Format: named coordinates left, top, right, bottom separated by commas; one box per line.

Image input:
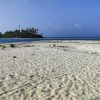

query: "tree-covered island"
left=0, top=27, right=43, bottom=38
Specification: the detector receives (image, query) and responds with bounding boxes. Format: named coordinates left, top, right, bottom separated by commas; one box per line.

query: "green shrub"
left=10, top=44, right=15, bottom=48
left=0, top=45, right=6, bottom=50
left=2, top=46, right=6, bottom=50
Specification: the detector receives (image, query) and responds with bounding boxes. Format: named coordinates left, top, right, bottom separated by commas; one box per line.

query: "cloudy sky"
left=0, top=0, right=100, bottom=37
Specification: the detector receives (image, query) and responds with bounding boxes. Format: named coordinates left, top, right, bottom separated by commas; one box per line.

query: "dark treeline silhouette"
left=0, top=27, right=43, bottom=38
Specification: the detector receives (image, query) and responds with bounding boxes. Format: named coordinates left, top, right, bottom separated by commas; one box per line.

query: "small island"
left=0, top=27, right=43, bottom=38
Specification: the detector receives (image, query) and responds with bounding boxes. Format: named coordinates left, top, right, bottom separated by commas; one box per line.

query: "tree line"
left=0, top=27, right=43, bottom=38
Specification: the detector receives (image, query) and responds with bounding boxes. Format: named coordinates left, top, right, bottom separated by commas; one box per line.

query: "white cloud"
left=73, top=24, right=82, bottom=28
left=52, top=25, right=62, bottom=29
left=48, top=22, right=52, bottom=26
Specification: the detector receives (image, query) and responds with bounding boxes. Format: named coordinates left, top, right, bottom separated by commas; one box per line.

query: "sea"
left=0, top=37, right=100, bottom=44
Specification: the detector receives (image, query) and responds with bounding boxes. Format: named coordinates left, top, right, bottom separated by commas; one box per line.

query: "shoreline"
left=1, top=37, right=100, bottom=44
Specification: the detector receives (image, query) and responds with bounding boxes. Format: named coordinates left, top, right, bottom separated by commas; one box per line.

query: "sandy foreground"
left=0, top=40, right=100, bottom=100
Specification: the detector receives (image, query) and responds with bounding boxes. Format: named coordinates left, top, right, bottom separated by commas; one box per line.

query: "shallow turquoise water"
left=0, top=37, right=100, bottom=43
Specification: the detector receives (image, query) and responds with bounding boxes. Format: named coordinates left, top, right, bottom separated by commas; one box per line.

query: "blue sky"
left=0, top=0, right=100, bottom=37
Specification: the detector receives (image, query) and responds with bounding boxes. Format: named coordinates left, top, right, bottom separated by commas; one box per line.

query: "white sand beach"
left=0, top=40, right=100, bottom=100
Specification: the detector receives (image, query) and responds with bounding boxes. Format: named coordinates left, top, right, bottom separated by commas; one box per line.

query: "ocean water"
left=0, top=38, right=100, bottom=44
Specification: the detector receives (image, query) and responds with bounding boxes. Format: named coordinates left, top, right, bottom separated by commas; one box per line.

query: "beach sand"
left=0, top=41, right=100, bottom=100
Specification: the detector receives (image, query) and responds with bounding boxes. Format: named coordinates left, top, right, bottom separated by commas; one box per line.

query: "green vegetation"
left=10, top=44, right=16, bottom=48
left=0, top=27, right=43, bottom=38
left=0, top=45, right=6, bottom=49
left=24, top=45, right=34, bottom=47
